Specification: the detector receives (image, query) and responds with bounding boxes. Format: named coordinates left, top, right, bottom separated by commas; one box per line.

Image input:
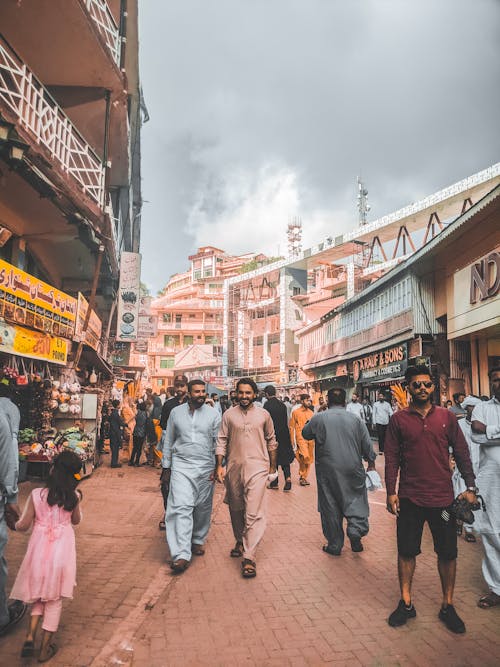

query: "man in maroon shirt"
left=385, top=365, right=477, bottom=634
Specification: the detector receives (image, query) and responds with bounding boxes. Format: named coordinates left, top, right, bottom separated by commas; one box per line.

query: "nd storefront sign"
left=448, top=248, right=500, bottom=339
left=353, top=343, right=408, bottom=383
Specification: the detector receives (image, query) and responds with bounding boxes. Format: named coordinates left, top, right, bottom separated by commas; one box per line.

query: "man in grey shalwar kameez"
left=161, top=379, right=221, bottom=573
left=302, top=387, right=377, bottom=556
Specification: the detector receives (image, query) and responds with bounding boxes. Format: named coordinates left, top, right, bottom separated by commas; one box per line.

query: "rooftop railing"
left=0, top=35, right=105, bottom=209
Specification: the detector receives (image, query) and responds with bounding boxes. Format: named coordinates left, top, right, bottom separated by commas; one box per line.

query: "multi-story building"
left=296, top=182, right=500, bottom=403
left=0, top=1, right=142, bottom=369
left=149, top=247, right=267, bottom=390
left=223, top=163, right=500, bottom=386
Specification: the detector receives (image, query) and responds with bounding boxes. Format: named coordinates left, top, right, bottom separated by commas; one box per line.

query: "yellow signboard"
left=0, top=319, right=68, bottom=365
left=0, top=259, right=77, bottom=339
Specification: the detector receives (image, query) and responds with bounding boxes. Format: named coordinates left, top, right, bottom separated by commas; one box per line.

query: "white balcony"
left=0, top=36, right=105, bottom=209
left=84, top=0, right=121, bottom=67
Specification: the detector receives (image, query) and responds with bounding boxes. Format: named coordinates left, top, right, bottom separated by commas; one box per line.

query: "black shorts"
left=397, top=498, right=457, bottom=561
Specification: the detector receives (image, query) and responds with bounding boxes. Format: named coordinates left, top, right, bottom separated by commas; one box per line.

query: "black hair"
left=46, top=450, right=82, bottom=512
left=187, top=379, right=205, bottom=392
left=137, top=402, right=147, bottom=411
left=236, top=377, right=258, bottom=394
left=327, top=387, right=346, bottom=406
left=299, top=393, right=310, bottom=402
left=264, top=385, right=276, bottom=396
left=112, top=399, right=120, bottom=409
left=404, top=364, right=432, bottom=383
left=488, top=366, right=500, bottom=378
left=452, top=392, right=464, bottom=402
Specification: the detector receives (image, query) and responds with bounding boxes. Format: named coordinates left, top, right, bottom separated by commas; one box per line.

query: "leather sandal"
left=170, top=559, right=190, bottom=574
left=191, top=543, right=205, bottom=556
left=241, top=559, right=257, bottom=578
left=478, top=592, right=500, bottom=608
left=230, top=542, right=243, bottom=558
left=38, top=643, right=58, bottom=663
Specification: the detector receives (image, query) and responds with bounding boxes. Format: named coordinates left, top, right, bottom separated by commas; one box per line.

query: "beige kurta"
left=216, top=403, right=277, bottom=560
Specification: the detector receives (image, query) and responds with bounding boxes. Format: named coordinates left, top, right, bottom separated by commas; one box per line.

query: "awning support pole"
left=73, top=244, right=105, bottom=369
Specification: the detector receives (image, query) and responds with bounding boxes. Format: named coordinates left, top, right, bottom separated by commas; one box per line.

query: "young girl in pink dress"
left=11, top=450, right=83, bottom=662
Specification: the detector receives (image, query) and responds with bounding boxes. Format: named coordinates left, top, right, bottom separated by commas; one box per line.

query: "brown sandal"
left=230, top=542, right=243, bottom=558
left=478, top=592, right=500, bottom=608
left=170, top=559, right=190, bottom=574
left=191, top=543, right=205, bottom=556
left=241, top=559, right=256, bottom=578
left=38, top=643, right=58, bottom=663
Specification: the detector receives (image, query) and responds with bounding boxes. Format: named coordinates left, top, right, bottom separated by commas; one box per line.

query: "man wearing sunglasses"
left=385, top=365, right=477, bottom=634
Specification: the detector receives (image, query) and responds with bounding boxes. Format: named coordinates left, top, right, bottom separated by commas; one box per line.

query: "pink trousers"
left=31, top=598, right=63, bottom=632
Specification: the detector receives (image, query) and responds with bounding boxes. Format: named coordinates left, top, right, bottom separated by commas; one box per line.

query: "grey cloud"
left=139, top=0, right=500, bottom=292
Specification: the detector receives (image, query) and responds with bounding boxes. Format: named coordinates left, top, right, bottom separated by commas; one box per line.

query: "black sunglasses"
left=411, top=381, right=433, bottom=389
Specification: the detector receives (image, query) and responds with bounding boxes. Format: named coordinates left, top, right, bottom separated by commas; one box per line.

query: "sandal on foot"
left=478, top=592, right=500, bottom=608
left=230, top=542, right=243, bottom=558
left=21, top=640, right=35, bottom=658
left=191, top=543, right=205, bottom=556
left=323, top=544, right=341, bottom=556
left=170, top=559, right=190, bottom=573
left=38, top=643, right=58, bottom=663
left=241, top=559, right=257, bottom=578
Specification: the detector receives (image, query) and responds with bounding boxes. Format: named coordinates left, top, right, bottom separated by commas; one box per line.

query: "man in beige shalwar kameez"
left=216, top=378, right=278, bottom=578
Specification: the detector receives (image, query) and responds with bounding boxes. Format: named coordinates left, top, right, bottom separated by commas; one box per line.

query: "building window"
left=184, top=335, right=194, bottom=345
left=159, top=358, right=174, bottom=369
left=164, top=335, right=180, bottom=347
left=175, top=314, right=182, bottom=329
left=162, top=313, right=171, bottom=323
left=293, top=286, right=301, bottom=296
left=205, top=335, right=220, bottom=345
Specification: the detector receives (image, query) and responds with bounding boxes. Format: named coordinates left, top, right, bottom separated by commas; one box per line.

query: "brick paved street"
left=2, top=454, right=499, bottom=666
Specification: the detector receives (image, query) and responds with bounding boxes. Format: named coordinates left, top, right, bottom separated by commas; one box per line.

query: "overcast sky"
left=139, top=0, right=500, bottom=294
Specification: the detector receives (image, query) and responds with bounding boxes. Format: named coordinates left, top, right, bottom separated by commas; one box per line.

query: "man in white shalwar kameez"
left=471, top=367, right=500, bottom=609
left=162, top=379, right=221, bottom=573
left=452, top=396, right=482, bottom=542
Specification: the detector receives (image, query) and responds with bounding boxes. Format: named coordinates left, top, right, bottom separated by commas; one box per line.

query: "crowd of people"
left=0, top=365, right=499, bottom=660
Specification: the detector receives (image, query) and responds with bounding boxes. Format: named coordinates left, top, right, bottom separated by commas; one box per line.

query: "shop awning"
left=79, top=344, right=113, bottom=378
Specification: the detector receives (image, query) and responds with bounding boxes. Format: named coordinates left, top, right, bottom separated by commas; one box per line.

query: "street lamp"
left=9, top=136, right=28, bottom=161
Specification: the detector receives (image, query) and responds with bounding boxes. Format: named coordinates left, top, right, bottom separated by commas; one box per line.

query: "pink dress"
left=10, top=488, right=77, bottom=602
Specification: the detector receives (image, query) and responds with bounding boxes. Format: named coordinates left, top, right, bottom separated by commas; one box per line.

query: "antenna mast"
left=357, top=176, right=370, bottom=226
left=287, top=217, right=302, bottom=257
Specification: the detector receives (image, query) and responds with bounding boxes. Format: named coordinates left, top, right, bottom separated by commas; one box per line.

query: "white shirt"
left=372, top=400, right=393, bottom=426
left=471, top=397, right=500, bottom=533
left=346, top=401, right=364, bottom=420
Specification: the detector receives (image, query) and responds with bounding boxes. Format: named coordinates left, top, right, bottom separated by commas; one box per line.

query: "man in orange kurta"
left=289, top=394, right=315, bottom=485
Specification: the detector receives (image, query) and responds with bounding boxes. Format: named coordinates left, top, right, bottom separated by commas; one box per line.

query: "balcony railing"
left=157, top=321, right=221, bottom=332
left=0, top=36, right=105, bottom=209
left=84, top=0, right=121, bottom=67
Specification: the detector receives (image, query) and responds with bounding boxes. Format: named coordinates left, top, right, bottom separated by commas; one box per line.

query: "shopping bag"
left=365, top=470, right=383, bottom=492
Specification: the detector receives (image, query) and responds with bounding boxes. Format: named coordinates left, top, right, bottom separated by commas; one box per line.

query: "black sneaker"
left=283, top=480, right=292, bottom=491
left=268, top=477, right=278, bottom=489
left=438, top=605, right=465, bottom=634
left=388, top=600, right=416, bottom=627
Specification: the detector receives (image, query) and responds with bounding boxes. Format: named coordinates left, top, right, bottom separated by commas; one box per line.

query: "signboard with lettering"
left=0, top=319, right=68, bottom=365
left=137, top=295, right=156, bottom=338
left=0, top=259, right=77, bottom=339
left=353, top=343, right=408, bottom=383
left=75, top=293, right=102, bottom=352
left=116, top=252, right=141, bottom=342
left=111, top=341, right=131, bottom=367
left=448, top=247, right=500, bottom=339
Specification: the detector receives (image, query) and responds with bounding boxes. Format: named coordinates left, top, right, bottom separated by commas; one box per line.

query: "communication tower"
left=287, top=217, right=302, bottom=257
left=357, top=176, right=370, bottom=226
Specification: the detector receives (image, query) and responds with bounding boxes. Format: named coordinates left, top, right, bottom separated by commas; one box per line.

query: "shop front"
left=352, top=342, right=409, bottom=403
left=0, top=260, right=111, bottom=478
left=447, top=246, right=500, bottom=397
